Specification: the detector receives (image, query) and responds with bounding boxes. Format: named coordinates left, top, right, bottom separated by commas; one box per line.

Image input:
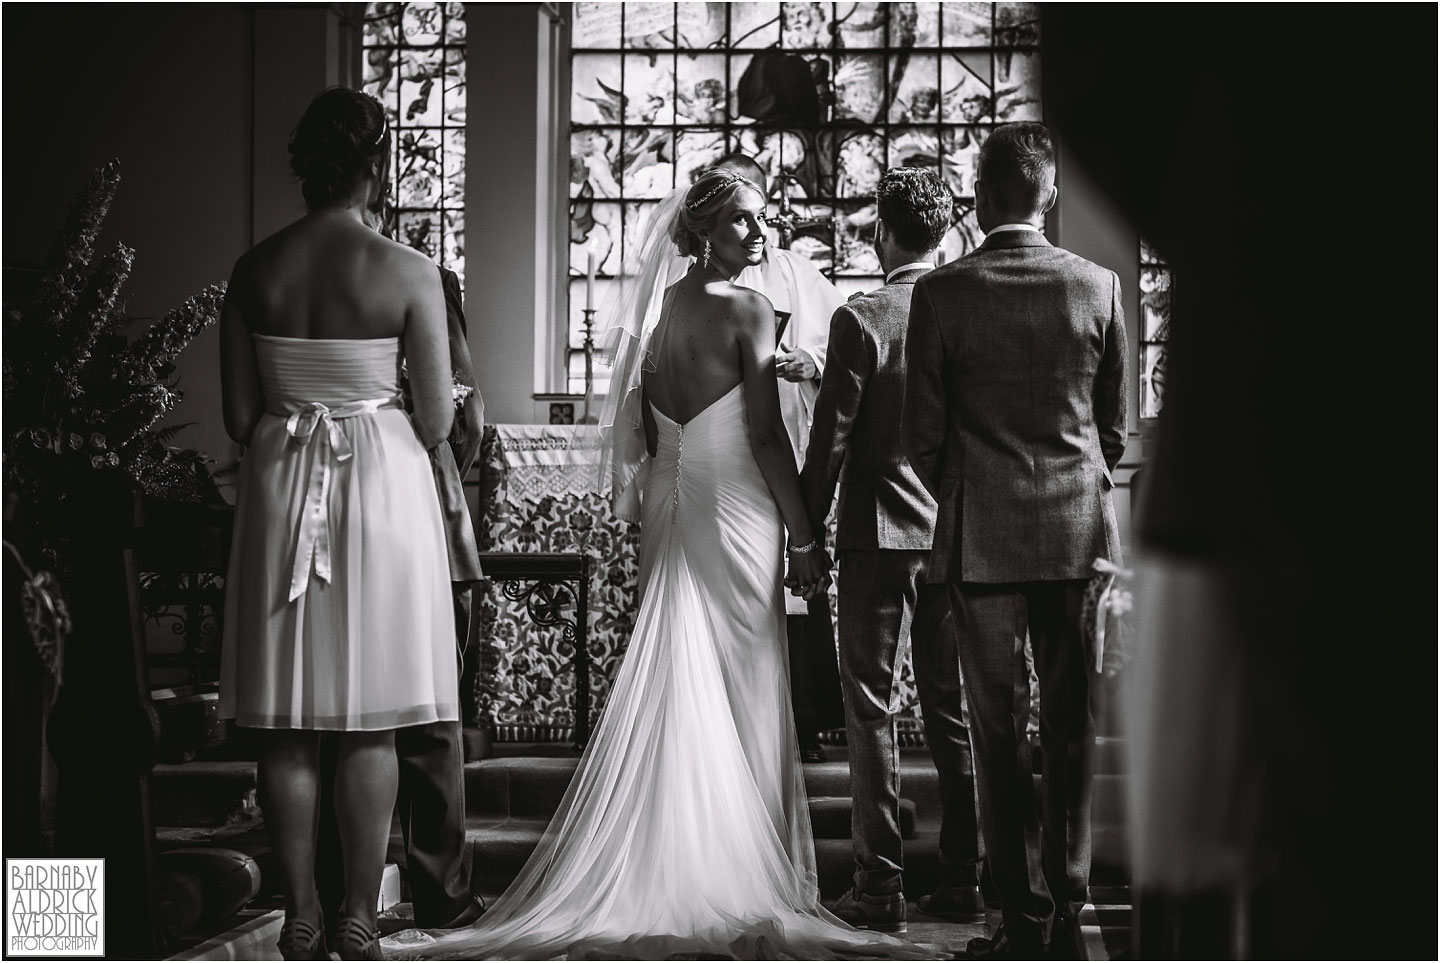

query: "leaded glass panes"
left=568, top=1, right=1043, bottom=394
left=363, top=2, right=467, bottom=290
left=1139, top=238, right=1171, bottom=419
left=573, top=2, right=622, bottom=47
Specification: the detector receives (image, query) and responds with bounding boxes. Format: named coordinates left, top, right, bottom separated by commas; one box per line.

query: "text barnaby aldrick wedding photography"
left=6, top=859, right=105, bottom=958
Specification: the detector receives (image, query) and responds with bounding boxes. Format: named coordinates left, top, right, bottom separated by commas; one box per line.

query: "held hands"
left=775, top=347, right=816, bottom=383
left=784, top=540, right=833, bottom=601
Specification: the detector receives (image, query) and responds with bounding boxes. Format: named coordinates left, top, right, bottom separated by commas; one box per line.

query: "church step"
left=152, top=761, right=260, bottom=829
left=463, top=753, right=951, bottom=822
left=463, top=817, right=1130, bottom=902
left=809, top=796, right=918, bottom=841
left=463, top=756, right=1129, bottom=830
left=464, top=757, right=578, bottom=820
left=147, top=753, right=1129, bottom=831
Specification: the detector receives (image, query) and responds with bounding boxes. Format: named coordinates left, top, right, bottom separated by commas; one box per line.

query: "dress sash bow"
left=284, top=397, right=401, bottom=601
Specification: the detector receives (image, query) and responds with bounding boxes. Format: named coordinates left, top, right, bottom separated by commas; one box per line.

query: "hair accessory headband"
left=686, top=172, right=755, bottom=211
left=362, top=91, right=388, bottom=147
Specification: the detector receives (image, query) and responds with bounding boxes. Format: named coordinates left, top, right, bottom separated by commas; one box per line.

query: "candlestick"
left=585, top=249, right=597, bottom=311
left=581, top=307, right=597, bottom=424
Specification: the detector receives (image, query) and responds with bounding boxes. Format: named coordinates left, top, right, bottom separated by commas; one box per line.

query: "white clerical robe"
left=735, top=248, right=844, bottom=467
left=735, top=247, right=844, bottom=614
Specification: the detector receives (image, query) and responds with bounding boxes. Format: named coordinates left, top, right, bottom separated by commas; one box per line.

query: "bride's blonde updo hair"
left=671, top=169, right=763, bottom=257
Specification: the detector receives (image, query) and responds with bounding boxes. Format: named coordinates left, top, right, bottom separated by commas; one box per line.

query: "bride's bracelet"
left=787, top=540, right=818, bottom=555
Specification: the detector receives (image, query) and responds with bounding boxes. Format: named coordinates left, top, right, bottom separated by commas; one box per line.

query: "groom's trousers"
left=948, top=578, right=1095, bottom=942
left=839, top=549, right=982, bottom=897
left=787, top=593, right=845, bottom=743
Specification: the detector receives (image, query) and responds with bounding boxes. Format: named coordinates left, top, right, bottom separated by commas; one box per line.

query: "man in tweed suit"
left=903, top=123, right=1128, bottom=959
left=800, top=168, right=983, bottom=934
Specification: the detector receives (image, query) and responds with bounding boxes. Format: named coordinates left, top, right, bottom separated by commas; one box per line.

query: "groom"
left=800, top=168, right=984, bottom=934
left=903, top=122, right=1128, bottom=959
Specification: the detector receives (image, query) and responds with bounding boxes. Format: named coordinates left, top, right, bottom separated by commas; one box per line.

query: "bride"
left=388, top=170, right=929, bottom=960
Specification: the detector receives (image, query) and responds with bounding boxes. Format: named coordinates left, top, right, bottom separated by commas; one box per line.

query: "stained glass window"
left=568, top=1, right=1043, bottom=393
left=1139, top=236, right=1170, bottom=419
left=363, top=2, right=467, bottom=290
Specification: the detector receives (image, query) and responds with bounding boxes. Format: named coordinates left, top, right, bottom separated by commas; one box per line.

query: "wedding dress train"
left=388, top=384, right=928, bottom=960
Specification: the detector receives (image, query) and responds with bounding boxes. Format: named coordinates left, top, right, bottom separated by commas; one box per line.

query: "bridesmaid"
left=217, top=87, right=457, bottom=961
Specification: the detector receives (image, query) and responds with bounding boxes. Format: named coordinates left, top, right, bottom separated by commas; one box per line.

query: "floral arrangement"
left=398, top=359, right=475, bottom=411
left=2, top=159, right=226, bottom=535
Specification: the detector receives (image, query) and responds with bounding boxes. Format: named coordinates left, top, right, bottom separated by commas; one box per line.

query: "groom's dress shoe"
left=917, top=884, right=986, bottom=923
left=800, top=745, right=827, bottom=764
left=1044, top=913, right=1082, bottom=960
left=831, top=888, right=907, bottom=933
left=436, top=895, right=486, bottom=929
left=967, top=924, right=1046, bottom=960
left=378, top=895, right=486, bottom=935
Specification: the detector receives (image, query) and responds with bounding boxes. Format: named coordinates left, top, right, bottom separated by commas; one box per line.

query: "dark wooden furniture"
left=137, top=500, right=234, bottom=688
left=44, top=477, right=164, bottom=957
left=475, top=552, right=592, bottom=749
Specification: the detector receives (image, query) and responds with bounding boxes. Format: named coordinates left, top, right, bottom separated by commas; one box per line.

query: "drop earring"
left=702, top=238, right=711, bottom=271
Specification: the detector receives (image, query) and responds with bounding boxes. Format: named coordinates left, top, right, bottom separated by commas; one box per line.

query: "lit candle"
left=585, top=249, right=597, bottom=311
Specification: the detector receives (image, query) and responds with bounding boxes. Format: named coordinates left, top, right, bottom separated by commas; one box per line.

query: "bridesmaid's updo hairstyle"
left=288, top=87, right=391, bottom=209
left=671, top=169, right=763, bottom=257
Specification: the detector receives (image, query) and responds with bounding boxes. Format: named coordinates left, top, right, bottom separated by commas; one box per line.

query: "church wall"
left=3, top=4, right=255, bottom=480
left=463, top=4, right=547, bottom=426
left=3, top=4, right=362, bottom=490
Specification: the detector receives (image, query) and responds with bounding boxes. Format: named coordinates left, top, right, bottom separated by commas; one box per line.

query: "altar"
left=472, top=423, right=928, bottom=745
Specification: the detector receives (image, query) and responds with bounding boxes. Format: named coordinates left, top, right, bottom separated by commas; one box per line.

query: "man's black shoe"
left=917, top=884, right=986, bottom=924
left=967, top=924, right=1046, bottom=960
left=1045, top=912, right=1083, bottom=960
left=437, top=895, right=486, bottom=929
left=830, top=888, right=907, bottom=933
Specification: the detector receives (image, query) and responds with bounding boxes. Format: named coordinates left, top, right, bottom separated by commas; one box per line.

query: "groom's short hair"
left=876, top=168, right=952, bottom=255
left=978, top=122, right=1055, bottom=215
left=712, top=152, right=768, bottom=194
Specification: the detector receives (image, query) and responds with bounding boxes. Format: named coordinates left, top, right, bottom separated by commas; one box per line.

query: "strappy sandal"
left=334, top=916, right=383, bottom=961
left=276, top=916, right=327, bottom=961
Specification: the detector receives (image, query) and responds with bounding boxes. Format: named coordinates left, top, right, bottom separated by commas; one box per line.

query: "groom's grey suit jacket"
left=902, top=230, right=1128, bottom=584
left=800, top=266, right=936, bottom=550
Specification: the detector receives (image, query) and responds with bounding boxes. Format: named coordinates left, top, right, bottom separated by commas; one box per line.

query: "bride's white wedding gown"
left=390, top=383, right=927, bottom=960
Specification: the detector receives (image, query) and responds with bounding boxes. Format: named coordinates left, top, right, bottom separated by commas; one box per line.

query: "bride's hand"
left=786, top=543, right=833, bottom=601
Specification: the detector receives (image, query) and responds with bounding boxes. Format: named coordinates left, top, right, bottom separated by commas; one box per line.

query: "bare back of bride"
left=388, top=172, right=930, bottom=960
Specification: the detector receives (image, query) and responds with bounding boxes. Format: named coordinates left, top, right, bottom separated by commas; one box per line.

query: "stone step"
left=464, top=757, right=577, bottom=819
left=799, top=758, right=943, bottom=804
left=809, top=796, right=917, bottom=841
left=463, top=755, right=1129, bottom=830
left=149, top=751, right=1130, bottom=832
left=151, top=761, right=260, bottom=830
left=463, top=754, right=950, bottom=821
left=463, top=816, right=1130, bottom=902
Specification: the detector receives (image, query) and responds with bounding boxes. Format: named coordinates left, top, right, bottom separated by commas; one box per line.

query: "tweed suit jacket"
left=800, top=267, right=937, bottom=551
left=902, top=230, right=1128, bottom=584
